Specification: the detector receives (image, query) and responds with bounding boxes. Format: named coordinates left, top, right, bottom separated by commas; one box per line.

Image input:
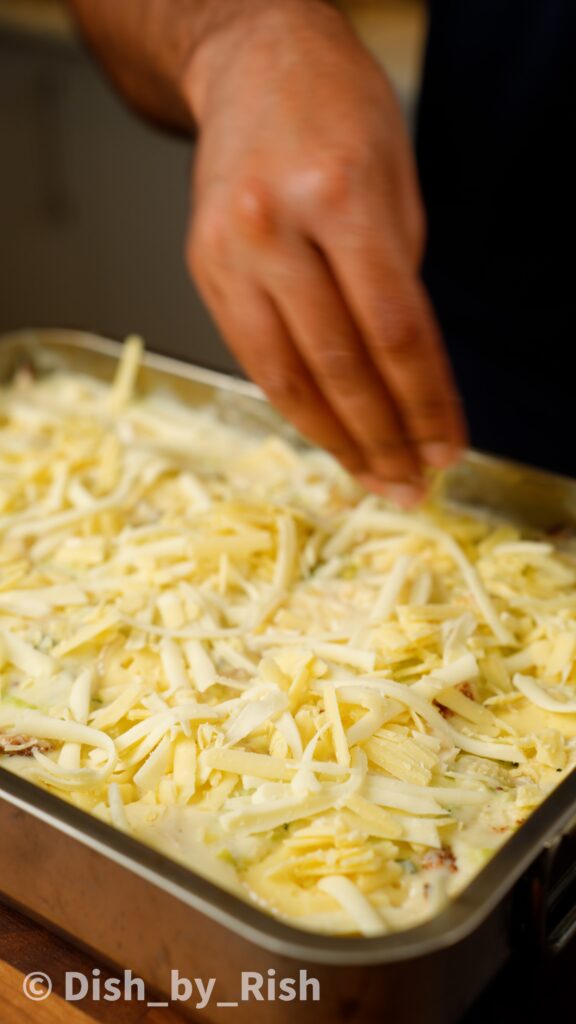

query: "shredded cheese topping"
left=1, top=338, right=576, bottom=938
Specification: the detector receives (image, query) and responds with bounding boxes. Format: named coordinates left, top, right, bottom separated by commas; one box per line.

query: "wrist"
left=180, top=0, right=347, bottom=125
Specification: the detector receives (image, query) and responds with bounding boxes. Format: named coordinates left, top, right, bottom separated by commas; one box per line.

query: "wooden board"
left=0, top=900, right=188, bottom=1023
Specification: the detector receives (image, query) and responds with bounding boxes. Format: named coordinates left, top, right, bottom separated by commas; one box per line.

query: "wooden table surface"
left=0, top=900, right=187, bottom=1023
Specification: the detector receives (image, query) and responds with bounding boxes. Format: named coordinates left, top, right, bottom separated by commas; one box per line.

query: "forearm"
left=67, top=0, right=225, bottom=129
left=67, top=0, right=333, bottom=130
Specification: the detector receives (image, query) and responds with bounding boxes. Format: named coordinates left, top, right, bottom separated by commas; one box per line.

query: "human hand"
left=185, top=0, right=466, bottom=505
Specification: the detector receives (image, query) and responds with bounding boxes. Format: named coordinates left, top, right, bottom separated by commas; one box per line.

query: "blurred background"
left=0, top=0, right=426, bottom=370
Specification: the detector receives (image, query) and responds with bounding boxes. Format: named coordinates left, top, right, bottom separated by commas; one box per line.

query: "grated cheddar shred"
left=1, top=338, right=576, bottom=937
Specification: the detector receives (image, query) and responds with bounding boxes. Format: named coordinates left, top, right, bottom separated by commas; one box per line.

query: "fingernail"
left=357, top=475, right=427, bottom=508
left=419, top=442, right=461, bottom=470
left=383, top=482, right=425, bottom=509
left=357, top=473, right=392, bottom=495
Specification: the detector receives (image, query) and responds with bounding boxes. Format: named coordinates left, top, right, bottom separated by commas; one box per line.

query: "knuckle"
left=316, top=348, right=360, bottom=388
left=191, top=206, right=229, bottom=264
left=230, top=178, right=275, bottom=240
left=305, top=157, right=357, bottom=211
left=373, top=314, right=420, bottom=362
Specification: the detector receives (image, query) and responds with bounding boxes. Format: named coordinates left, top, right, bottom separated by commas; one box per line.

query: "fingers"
left=322, top=224, right=467, bottom=470
left=267, top=240, right=425, bottom=501
left=188, top=171, right=465, bottom=508
left=188, top=270, right=369, bottom=475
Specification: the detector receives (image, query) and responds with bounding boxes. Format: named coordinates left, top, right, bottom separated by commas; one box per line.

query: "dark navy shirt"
left=417, top=1, right=576, bottom=475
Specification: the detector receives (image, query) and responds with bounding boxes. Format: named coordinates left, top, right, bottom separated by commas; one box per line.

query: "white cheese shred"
left=1, top=344, right=574, bottom=941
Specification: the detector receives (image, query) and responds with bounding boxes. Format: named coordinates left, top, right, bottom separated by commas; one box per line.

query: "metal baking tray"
left=1, top=328, right=576, bottom=1024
